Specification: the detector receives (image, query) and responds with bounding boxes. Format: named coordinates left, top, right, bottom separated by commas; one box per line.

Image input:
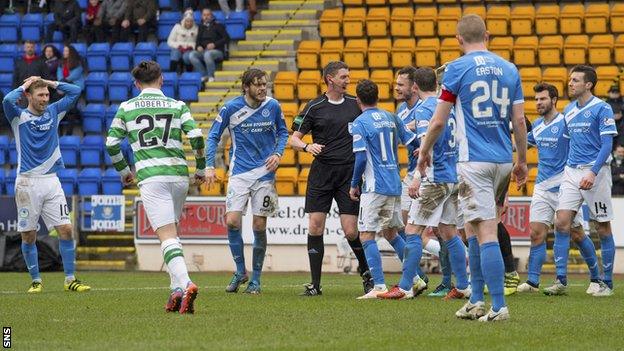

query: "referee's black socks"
left=307, top=235, right=324, bottom=289
left=497, top=222, right=516, bottom=273
left=347, top=236, right=369, bottom=276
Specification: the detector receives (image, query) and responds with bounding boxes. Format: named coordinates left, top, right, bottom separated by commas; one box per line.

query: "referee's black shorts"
left=305, top=159, right=359, bottom=215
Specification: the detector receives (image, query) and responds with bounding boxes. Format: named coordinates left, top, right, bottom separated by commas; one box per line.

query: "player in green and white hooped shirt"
left=106, top=61, right=206, bottom=314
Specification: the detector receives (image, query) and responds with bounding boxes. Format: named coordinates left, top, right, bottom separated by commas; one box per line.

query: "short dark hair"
left=241, top=68, right=268, bottom=93
left=413, top=67, right=437, bottom=92
left=570, top=65, right=597, bottom=91
left=322, top=61, right=349, bottom=84
left=131, top=60, right=162, bottom=84
left=533, top=82, right=559, bottom=100
left=397, top=66, right=417, bottom=84
left=356, top=79, right=378, bottom=105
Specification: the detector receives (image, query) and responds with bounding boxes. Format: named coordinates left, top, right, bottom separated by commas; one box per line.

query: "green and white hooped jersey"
left=106, top=88, right=205, bottom=185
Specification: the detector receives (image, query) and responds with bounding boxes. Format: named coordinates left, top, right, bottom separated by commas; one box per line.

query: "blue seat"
left=43, top=13, right=62, bottom=42
left=225, top=11, right=249, bottom=40
left=158, top=12, right=181, bottom=41
left=59, top=135, right=80, bottom=166
left=81, top=201, right=92, bottom=230
left=156, top=41, right=172, bottom=71
left=86, top=43, right=110, bottom=72
left=78, top=168, right=102, bottom=196
left=178, top=72, right=202, bottom=102
left=57, top=168, right=78, bottom=195
left=158, top=0, right=173, bottom=9
left=110, top=42, right=133, bottom=71
left=133, top=41, right=156, bottom=66
left=82, top=103, right=106, bottom=134
left=0, top=44, right=16, bottom=73
left=212, top=11, right=226, bottom=23
left=0, top=135, right=8, bottom=165
left=105, top=104, right=119, bottom=130
left=5, top=169, right=17, bottom=196
left=0, top=14, right=20, bottom=42
left=72, top=42, right=87, bottom=59
left=102, top=168, right=122, bottom=195
left=21, top=13, right=43, bottom=41
left=162, top=72, right=178, bottom=98
left=0, top=168, right=4, bottom=194
left=85, top=72, right=108, bottom=102
left=80, top=135, right=104, bottom=166
left=77, top=0, right=87, bottom=9
left=0, top=73, right=12, bottom=95
left=8, top=138, right=17, bottom=166
left=108, top=72, right=133, bottom=102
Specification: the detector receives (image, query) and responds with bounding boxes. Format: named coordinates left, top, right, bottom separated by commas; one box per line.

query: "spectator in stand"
left=42, top=44, right=61, bottom=79
left=167, top=10, right=198, bottom=74
left=57, top=45, right=85, bottom=90
left=45, top=0, right=82, bottom=44
left=218, top=0, right=243, bottom=17
left=84, top=0, right=102, bottom=45
left=13, top=41, right=53, bottom=89
left=94, top=0, right=126, bottom=44
left=189, top=8, right=229, bottom=82
left=606, top=86, right=624, bottom=149
left=612, top=145, right=624, bottom=196
left=121, top=0, right=157, bottom=43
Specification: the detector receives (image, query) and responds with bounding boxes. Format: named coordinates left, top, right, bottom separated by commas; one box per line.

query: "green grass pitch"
left=1, top=272, right=623, bottom=350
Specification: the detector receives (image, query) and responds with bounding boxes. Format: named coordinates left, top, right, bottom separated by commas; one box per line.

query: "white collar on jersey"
left=139, top=88, right=164, bottom=96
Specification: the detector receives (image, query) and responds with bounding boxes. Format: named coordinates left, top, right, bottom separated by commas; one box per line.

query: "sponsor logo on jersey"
left=262, top=108, right=270, bottom=118
left=550, top=126, right=559, bottom=134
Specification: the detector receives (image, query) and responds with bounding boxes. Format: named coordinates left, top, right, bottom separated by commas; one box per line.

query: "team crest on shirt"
left=604, top=118, right=615, bottom=126
left=19, top=208, right=29, bottom=218
left=550, top=126, right=559, bottom=134
left=353, top=134, right=362, bottom=142
left=348, top=122, right=353, bottom=134
left=262, top=109, right=270, bottom=118
left=584, top=111, right=592, bottom=118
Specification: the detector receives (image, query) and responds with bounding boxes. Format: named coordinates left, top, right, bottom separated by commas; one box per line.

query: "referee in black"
left=290, top=61, right=372, bottom=296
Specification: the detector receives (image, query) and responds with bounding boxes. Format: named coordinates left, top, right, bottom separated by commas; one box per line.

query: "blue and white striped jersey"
left=527, top=113, right=569, bottom=193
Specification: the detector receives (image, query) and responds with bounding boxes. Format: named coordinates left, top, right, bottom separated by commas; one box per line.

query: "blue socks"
left=446, top=235, right=469, bottom=290
left=59, top=239, right=76, bottom=279
left=21, top=241, right=41, bottom=282
left=399, top=234, right=422, bottom=291
left=397, top=229, right=407, bottom=241
left=228, top=228, right=246, bottom=274
left=553, top=230, right=570, bottom=285
left=251, top=230, right=267, bottom=284
left=527, top=242, right=546, bottom=286
left=438, top=238, right=452, bottom=287
left=389, top=235, right=406, bottom=262
left=468, top=236, right=484, bottom=304
left=577, top=235, right=600, bottom=281
left=362, top=239, right=385, bottom=286
left=600, top=234, right=615, bottom=288
left=480, top=241, right=506, bottom=312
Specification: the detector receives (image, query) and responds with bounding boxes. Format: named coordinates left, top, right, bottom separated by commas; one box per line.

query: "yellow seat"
left=346, top=69, right=370, bottom=96
left=397, top=144, right=408, bottom=165
left=199, top=169, right=225, bottom=195
left=391, top=7, right=413, bottom=37
left=563, top=35, right=588, bottom=65
left=489, top=36, right=513, bottom=61
left=486, top=5, right=511, bottom=36
left=560, top=4, right=584, bottom=35
left=508, top=180, right=524, bottom=197
left=319, top=8, right=342, bottom=39
left=525, top=101, right=538, bottom=122
left=589, top=34, right=614, bottom=65
left=281, top=145, right=296, bottom=166
left=519, top=67, right=541, bottom=98
left=366, top=7, right=390, bottom=37
left=343, top=39, right=368, bottom=69
left=273, top=71, right=298, bottom=101
left=585, top=3, right=610, bottom=34
left=391, top=38, right=415, bottom=68
left=439, top=38, right=461, bottom=64
left=595, top=66, right=620, bottom=97
left=528, top=167, right=538, bottom=182
left=366, top=0, right=385, bottom=5
left=298, top=135, right=314, bottom=166
left=281, top=102, right=298, bottom=119
left=557, top=99, right=570, bottom=111
left=538, top=35, right=563, bottom=66
left=463, top=5, right=486, bottom=20
left=389, top=0, right=408, bottom=4
left=368, top=38, right=391, bottom=69
left=621, top=76, right=624, bottom=98
left=414, top=7, right=437, bottom=37
left=320, top=39, right=344, bottom=68
left=342, top=0, right=363, bottom=6
left=298, top=168, right=310, bottom=195
left=616, top=35, right=624, bottom=66
left=297, top=70, right=321, bottom=100
left=296, top=40, right=321, bottom=70
left=437, top=6, right=462, bottom=37
left=612, top=3, right=624, bottom=33
left=343, top=7, right=366, bottom=38
left=276, top=167, right=298, bottom=195
left=371, top=70, right=394, bottom=100
left=527, top=147, right=538, bottom=165
left=513, top=36, right=538, bottom=66
left=511, top=5, right=535, bottom=36
left=542, top=67, right=568, bottom=97
left=415, top=38, right=440, bottom=68
left=377, top=101, right=395, bottom=113
left=535, top=4, right=559, bottom=35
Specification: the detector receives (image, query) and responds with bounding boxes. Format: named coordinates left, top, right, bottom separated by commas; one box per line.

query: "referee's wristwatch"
left=303, top=144, right=309, bottom=152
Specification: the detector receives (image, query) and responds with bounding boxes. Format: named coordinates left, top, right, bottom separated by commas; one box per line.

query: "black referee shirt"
left=292, top=94, right=361, bottom=165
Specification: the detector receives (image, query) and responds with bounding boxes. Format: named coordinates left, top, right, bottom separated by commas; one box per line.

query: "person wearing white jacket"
left=167, top=10, right=198, bottom=73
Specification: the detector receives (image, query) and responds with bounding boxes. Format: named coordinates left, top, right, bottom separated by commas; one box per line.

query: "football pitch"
left=1, top=272, right=623, bottom=350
